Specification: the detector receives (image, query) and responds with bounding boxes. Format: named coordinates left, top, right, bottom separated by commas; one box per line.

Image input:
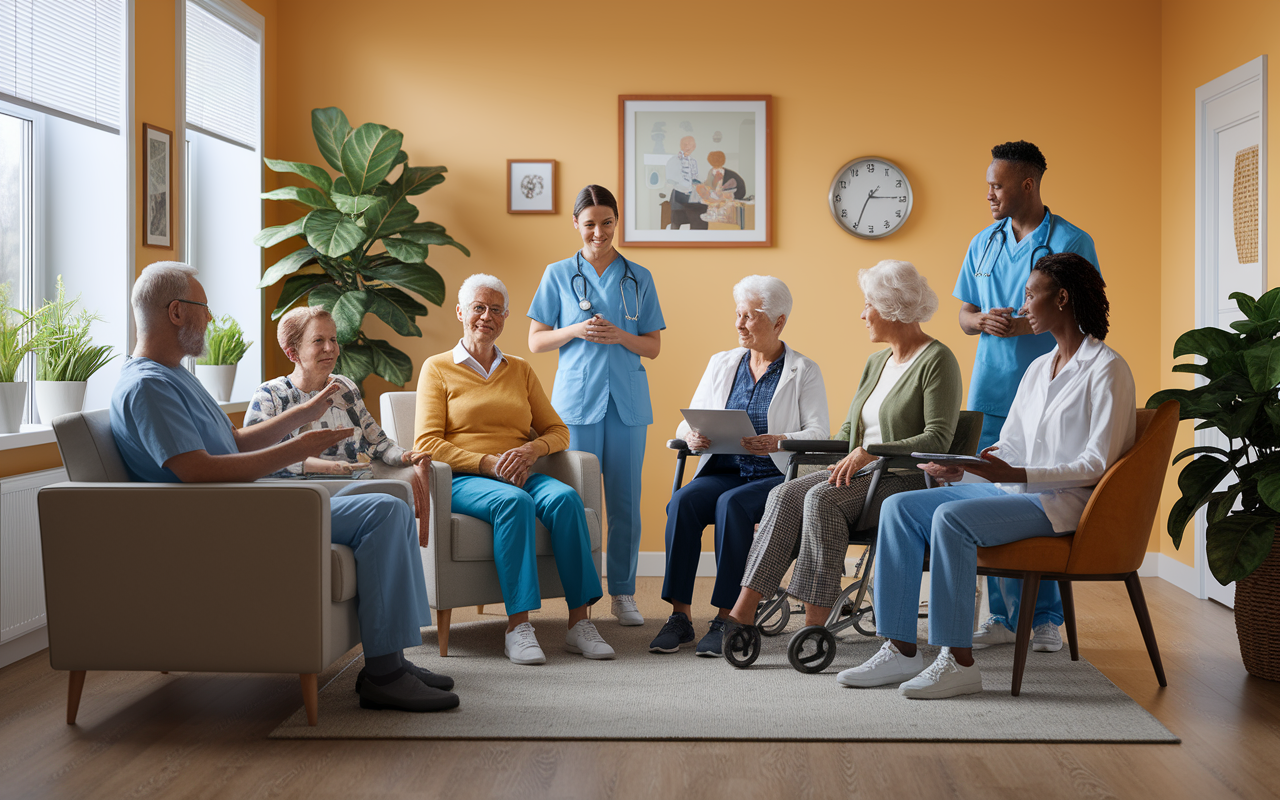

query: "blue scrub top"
left=110, top=356, right=239, bottom=482
left=527, top=253, right=666, bottom=426
left=953, top=209, right=1099, bottom=418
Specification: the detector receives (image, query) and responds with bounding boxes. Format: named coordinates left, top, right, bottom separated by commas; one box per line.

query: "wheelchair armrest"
left=780, top=439, right=847, bottom=453
left=667, top=439, right=690, bottom=452
left=865, top=443, right=916, bottom=457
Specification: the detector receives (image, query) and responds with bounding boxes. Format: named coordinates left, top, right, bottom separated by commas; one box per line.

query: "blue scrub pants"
left=450, top=473, right=602, bottom=615
left=873, top=484, right=1063, bottom=648
left=976, top=413, right=1065, bottom=631
left=568, top=396, right=648, bottom=596
left=660, top=463, right=785, bottom=610
left=329, top=484, right=432, bottom=658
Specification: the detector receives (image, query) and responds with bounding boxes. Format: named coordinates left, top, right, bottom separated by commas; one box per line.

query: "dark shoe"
left=356, top=661, right=455, bottom=693
left=357, top=669, right=459, bottom=712
left=648, top=612, right=696, bottom=653
left=695, top=619, right=726, bottom=658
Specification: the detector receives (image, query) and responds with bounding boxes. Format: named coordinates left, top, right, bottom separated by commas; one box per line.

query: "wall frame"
left=508, top=159, right=557, bottom=214
left=142, top=123, right=173, bottom=248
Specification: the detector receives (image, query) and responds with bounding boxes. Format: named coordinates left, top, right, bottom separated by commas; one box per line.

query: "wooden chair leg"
left=437, top=608, right=452, bottom=657
left=1124, top=573, right=1168, bottom=687
left=1010, top=574, right=1040, bottom=696
left=66, top=671, right=86, bottom=725
left=476, top=605, right=485, bottom=614
left=1060, top=580, right=1079, bottom=661
left=300, top=673, right=318, bottom=726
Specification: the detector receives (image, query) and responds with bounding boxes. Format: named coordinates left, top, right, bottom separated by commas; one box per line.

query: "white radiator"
left=0, top=468, right=66, bottom=643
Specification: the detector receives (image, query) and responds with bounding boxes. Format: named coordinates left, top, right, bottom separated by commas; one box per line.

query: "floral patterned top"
left=243, top=374, right=406, bottom=476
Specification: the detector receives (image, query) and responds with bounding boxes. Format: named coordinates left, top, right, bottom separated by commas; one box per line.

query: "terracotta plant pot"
left=1235, top=533, right=1280, bottom=681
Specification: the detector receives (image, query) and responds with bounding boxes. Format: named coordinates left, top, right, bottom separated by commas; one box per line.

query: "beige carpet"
left=271, top=610, right=1178, bottom=743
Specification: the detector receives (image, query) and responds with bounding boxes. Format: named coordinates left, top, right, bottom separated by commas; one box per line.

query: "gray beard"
left=179, top=321, right=207, bottom=358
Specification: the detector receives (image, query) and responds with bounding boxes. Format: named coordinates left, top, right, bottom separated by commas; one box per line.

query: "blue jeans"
left=450, top=472, right=602, bottom=615
left=329, top=484, right=431, bottom=658
left=977, top=413, right=1064, bottom=630
left=873, top=484, right=1064, bottom=648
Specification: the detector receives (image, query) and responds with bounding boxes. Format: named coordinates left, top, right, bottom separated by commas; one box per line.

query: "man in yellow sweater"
left=414, top=274, right=613, bottom=665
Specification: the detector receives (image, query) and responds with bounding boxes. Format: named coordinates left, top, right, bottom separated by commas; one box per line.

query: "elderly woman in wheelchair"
left=720, top=260, right=963, bottom=669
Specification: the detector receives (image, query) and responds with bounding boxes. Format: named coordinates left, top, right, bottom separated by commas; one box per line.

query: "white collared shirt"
left=452, top=339, right=506, bottom=379
left=992, top=335, right=1137, bottom=532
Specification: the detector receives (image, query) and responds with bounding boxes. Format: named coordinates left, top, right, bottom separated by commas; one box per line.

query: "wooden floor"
left=1, top=576, right=1279, bottom=800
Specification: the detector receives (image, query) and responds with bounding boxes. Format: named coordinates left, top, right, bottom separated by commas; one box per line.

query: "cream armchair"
left=379, top=391, right=603, bottom=655
left=40, top=409, right=413, bottom=726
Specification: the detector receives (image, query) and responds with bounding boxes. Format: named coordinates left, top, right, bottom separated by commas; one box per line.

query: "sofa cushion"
left=451, top=508, right=601, bottom=562
left=330, top=544, right=358, bottom=602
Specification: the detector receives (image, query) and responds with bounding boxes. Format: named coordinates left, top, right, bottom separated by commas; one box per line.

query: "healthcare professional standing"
left=953, top=140, right=1099, bottom=655
left=528, top=184, right=666, bottom=627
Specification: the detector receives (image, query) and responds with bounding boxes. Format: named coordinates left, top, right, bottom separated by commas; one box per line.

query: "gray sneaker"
left=649, top=612, right=695, bottom=653
left=695, top=619, right=726, bottom=658
left=1032, top=623, right=1063, bottom=652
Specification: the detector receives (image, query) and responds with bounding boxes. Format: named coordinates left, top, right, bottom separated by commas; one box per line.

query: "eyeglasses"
left=172, top=298, right=211, bottom=315
left=468, top=303, right=506, bottom=317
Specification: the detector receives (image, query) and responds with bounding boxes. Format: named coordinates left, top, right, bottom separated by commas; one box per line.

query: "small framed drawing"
left=508, top=159, right=557, bottom=214
left=618, top=95, right=771, bottom=247
left=142, top=123, right=173, bottom=248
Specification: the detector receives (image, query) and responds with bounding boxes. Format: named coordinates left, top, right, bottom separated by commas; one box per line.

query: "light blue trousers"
left=873, top=484, right=1063, bottom=648
left=450, top=473, right=603, bottom=615
left=977, top=413, right=1064, bottom=630
left=329, top=484, right=432, bottom=658
left=568, top=396, right=648, bottom=596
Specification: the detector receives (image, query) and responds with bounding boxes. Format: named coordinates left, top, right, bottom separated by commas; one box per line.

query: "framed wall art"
left=618, top=95, right=771, bottom=247
left=508, top=159, right=557, bottom=214
left=142, top=123, right=173, bottom=248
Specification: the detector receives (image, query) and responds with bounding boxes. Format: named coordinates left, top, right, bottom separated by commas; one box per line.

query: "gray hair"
left=132, top=261, right=199, bottom=333
left=858, top=260, right=938, bottom=323
left=732, top=275, right=792, bottom=323
left=458, top=273, right=509, bottom=311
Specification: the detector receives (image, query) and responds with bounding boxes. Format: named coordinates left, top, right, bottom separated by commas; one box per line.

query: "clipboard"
left=680, top=408, right=758, bottom=455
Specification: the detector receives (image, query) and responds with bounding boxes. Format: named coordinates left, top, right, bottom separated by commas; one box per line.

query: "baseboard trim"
left=0, top=626, right=48, bottom=670
left=636, top=551, right=716, bottom=577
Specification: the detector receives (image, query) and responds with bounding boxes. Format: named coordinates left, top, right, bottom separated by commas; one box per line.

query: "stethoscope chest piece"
left=579, top=299, right=592, bottom=311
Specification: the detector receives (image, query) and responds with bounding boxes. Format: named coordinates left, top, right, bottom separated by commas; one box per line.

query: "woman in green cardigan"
left=725, top=260, right=963, bottom=630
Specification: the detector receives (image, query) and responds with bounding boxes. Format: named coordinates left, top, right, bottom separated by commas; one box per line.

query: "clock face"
left=828, top=157, right=914, bottom=239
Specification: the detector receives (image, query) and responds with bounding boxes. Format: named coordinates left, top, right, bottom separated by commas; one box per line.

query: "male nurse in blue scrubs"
left=953, top=140, right=1099, bottom=654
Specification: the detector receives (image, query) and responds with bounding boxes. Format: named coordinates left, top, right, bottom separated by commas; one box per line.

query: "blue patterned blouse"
left=724, top=351, right=784, bottom=479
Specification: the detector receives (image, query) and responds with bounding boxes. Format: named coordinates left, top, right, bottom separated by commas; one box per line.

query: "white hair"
left=458, top=273, right=509, bottom=311
left=732, top=275, right=792, bottom=323
left=132, top=261, right=199, bottom=333
left=858, top=260, right=938, bottom=323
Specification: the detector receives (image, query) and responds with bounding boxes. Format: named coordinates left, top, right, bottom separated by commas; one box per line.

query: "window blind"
left=185, top=1, right=260, bottom=151
left=0, top=0, right=125, bottom=133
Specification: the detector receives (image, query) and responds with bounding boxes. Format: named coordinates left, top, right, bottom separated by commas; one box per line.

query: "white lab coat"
left=676, top=344, right=830, bottom=477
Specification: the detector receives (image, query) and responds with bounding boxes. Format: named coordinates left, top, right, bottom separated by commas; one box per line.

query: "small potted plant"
left=0, top=282, right=42, bottom=433
left=33, top=277, right=116, bottom=422
left=196, top=315, right=252, bottom=402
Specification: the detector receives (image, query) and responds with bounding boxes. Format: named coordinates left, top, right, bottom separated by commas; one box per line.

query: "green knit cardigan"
left=836, top=339, right=964, bottom=456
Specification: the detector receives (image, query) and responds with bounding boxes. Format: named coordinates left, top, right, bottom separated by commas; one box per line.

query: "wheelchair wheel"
left=787, top=625, right=837, bottom=674
left=852, top=606, right=876, bottom=637
left=724, top=624, right=762, bottom=668
left=756, top=590, right=791, bottom=637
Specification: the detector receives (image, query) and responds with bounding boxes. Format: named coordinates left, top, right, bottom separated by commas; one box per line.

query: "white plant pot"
left=196, top=364, right=237, bottom=403
left=0, top=381, right=26, bottom=433
left=34, top=380, right=87, bottom=423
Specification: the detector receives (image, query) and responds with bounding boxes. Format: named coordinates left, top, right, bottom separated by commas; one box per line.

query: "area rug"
left=270, top=612, right=1178, bottom=743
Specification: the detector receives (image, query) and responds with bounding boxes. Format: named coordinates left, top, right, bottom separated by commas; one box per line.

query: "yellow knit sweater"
left=413, top=353, right=569, bottom=475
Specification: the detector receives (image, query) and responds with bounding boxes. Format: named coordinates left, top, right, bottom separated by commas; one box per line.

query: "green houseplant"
left=33, top=276, right=116, bottom=421
left=0, top=282, right=42, bottom=433
left=1148, top=287, right=1280, bottom=680
left=196, top=315, right=253, bottom=402
left=257, top=107, right=469, bottom=388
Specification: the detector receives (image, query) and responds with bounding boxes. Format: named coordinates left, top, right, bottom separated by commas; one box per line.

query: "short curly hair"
left=991, top=140, right=1048, bottom=182
left=1032, top=252, right=1109, bottom=340
left=277, top=306, right=334, bottom=358
left=858, top=260, right=938, bottom=324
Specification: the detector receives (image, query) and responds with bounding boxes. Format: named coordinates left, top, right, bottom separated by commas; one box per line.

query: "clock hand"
left=854, top=186, right=881, bottom=228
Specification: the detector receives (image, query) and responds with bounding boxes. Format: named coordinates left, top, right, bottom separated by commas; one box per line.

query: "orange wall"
left=1159, top=0, right=1280, bottom=566
left=264, top=0, right=1164, bottom=554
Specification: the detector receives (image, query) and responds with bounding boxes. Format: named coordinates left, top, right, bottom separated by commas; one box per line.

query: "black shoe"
left=357, top=669, right=460, bottom=712
left=355, top=661, right=455, bottom=694
left=695, top=618, right=726, bottom=658
left=649, top=612, right=696, bottom=653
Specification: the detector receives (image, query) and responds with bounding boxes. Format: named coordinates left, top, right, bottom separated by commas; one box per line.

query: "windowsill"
left=0, top=425, right=56, bottom=452
left=220, top=400, right=249, bottom=414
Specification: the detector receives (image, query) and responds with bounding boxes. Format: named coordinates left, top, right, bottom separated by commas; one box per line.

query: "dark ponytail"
left=573, top=185, right=619, bottom=219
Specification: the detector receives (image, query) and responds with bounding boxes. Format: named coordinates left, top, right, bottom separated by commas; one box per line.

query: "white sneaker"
left=836, top=640, right=925, bottom=687
left=971, top=616, right=1018, bottom=650
left=1032, top=623, right=1063, bottom=653
left=565, top=619, right=616, bottom=660
left=898, top=648, right=983, bottom=699
left=611, top=595, right=645, bottom=626
left=504, top=622, right=546, bottom=665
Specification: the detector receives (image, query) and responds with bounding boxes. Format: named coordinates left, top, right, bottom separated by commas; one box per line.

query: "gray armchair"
left=379, top=391, right=603, bottom=655
left=39, top=409, right=413, bottom=726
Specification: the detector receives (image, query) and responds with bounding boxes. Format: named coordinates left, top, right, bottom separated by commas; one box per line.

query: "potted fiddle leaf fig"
left=33, top=276, right=116, bottom=422
left=195, top=315, right=252, bottom=402
left=1148, top=287, right=1280, bottom=680
left=0, top=282, right=42, bottom=433
left=257, top=107, right=469, bottom=388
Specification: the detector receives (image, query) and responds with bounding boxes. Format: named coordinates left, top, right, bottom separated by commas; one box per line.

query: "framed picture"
left=618, top=95, right=771, bottom=247
left=508, top=159, right=557, bottom=214
left=142, top=123, right=173, bottom=248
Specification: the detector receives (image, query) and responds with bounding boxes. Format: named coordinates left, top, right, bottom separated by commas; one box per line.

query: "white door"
left=1194, top=56, right=1268, bottom=608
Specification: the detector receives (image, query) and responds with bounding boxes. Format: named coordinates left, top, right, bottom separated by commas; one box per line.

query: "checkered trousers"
left=740, top=466, right=924, bottom=608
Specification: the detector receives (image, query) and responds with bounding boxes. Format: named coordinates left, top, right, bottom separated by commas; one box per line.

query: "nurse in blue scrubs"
left=954, top=140, right=1099, bottom=654
left=528, top=185, right=666, bottom=627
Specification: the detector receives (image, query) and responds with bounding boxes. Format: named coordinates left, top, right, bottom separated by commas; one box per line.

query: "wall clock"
left=828, top=157, right=914, bottom=239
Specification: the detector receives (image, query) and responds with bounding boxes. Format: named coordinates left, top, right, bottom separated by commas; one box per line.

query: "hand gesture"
left=401, top=450, right=431, bottom=467
left=684, top=430, right=711, bottom=451
left=741, top=434, right=785, bottom=455
left=961, top=445, right=1027, bottom=484
left=581, top=314, right=622, bottom=345
left=493, top=443, right=541, bottom=488
left=298, top=426, right=354, bottom=458
left=978, top=308, right=1032, bottom=338
left=917, top=461, right=964, bottom=484
left=299, top=379, right=344, bottom=422
left=827, top=447, right=876, bottom=486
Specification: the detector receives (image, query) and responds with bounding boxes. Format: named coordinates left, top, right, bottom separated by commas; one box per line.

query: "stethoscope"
left=974, top=205, right=1055, bottom=277
left=573, top=252, right=640, bottom=321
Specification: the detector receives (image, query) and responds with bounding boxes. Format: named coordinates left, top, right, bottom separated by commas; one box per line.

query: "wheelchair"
left=668, top=410, right=982, bottom=674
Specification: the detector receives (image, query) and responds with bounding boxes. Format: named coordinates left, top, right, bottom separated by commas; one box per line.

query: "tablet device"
left=910, top=452, right=985, bottom=465
left=679, top=408, right=758, bottom=455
